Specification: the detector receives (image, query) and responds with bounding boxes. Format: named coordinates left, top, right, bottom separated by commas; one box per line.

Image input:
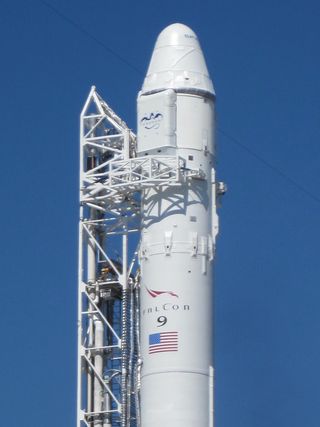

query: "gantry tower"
left=78, top=87, right=193, bottom=427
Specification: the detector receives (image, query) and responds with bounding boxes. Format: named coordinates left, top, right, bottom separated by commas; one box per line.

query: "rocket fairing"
left=137, top=23, right=218, bottom=427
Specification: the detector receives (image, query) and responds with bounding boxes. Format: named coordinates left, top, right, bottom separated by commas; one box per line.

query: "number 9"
left=157, top=316, right=167, bottom=327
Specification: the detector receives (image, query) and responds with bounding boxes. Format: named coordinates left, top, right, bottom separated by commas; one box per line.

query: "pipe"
left=103, top=301, right=112, bottom=427
left=121, top=288, right=128, bottom=427
left=134, top=275, right=142, bottom=427
left=87, top=218, right=96, bottom=425
left=94, top=319, right=104, bottom=427
left=127, top=280, right=135, bottom=425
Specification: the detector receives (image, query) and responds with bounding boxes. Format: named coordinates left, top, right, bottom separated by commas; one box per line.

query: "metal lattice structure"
left=77, top=87, right=192, bottom=427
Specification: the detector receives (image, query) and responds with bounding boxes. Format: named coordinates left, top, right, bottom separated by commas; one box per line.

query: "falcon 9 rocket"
left=137, top=23, right=219, bottom=427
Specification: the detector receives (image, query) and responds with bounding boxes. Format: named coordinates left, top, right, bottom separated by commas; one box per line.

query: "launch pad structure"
left=79, top=88, right=215, bottom=426
left=77, top=23, right=225, bottom=427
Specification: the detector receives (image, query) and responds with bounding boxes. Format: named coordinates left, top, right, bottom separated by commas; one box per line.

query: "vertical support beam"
left=122, top=232, right=128, bottom=290
left=77, top=216, right=84, bottom=427
left=123, top=130, right=130, bottom=161
left=87, top=222, right=96, bottom=426
left=78, top=97, right=86, bottom=427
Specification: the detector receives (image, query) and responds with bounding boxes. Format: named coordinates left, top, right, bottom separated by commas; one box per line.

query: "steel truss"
left=78, top=87, right=204, bottom=427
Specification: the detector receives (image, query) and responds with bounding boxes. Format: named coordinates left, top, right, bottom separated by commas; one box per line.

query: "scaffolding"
left=77, top=87, right=194, bottom=427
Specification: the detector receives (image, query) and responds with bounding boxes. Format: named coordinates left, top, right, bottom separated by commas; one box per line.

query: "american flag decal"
left=149, top=332, right=178, bottom=354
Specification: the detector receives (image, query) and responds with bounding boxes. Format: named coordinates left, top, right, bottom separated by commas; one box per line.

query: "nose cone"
left=141, top=23, right=214, bottom=96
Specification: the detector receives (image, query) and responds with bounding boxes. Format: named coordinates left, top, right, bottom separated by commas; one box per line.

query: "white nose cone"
left=142, top=23, right=214, bottom=96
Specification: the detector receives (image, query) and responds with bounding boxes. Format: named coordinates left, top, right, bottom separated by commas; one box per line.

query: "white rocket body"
left=137, top=24, right=218, bottom=427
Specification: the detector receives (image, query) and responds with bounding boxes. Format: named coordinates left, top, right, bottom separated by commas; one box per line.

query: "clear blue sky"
left=1, top=0, right=319, bottom=426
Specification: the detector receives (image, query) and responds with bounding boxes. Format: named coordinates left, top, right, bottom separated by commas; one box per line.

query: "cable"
left=39, top=0, right=143, bottom=75
left=218, top=128, right=320, bottom=204
left=39, top=0, right=320, bottom=205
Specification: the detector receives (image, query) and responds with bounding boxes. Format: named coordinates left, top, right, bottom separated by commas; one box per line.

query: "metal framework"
left=78, top=87, right=197, bottom=427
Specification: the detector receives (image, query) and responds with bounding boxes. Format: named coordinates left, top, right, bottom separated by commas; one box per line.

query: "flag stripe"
left=149, top=345, right=178, bottom=349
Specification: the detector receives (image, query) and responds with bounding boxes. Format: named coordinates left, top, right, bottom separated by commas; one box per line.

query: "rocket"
left=137, top=23, right=219, bottom=427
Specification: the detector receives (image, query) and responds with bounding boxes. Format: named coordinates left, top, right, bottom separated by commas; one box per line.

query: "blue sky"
left=1, top=0, right=320, bottom=426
